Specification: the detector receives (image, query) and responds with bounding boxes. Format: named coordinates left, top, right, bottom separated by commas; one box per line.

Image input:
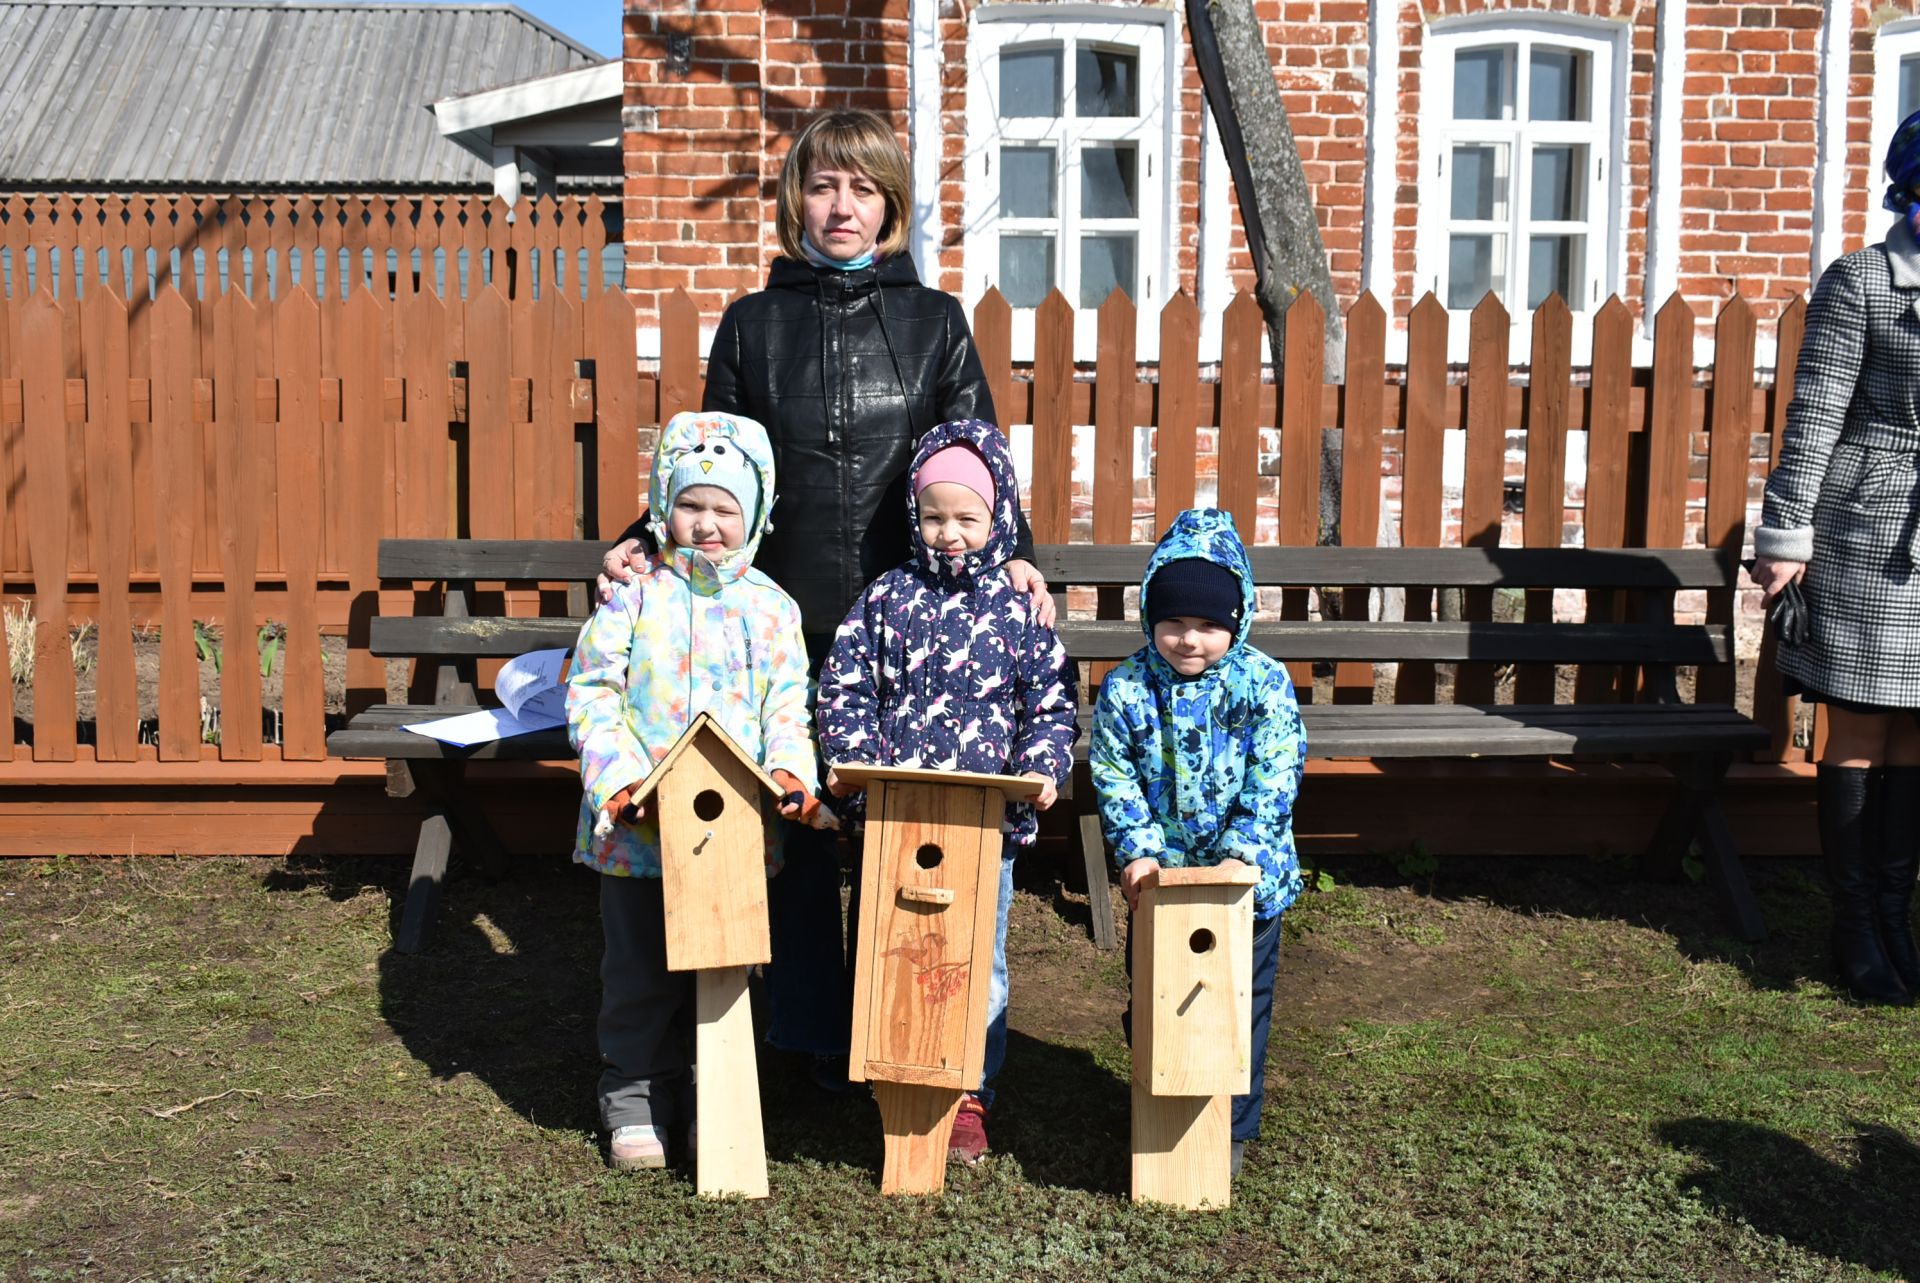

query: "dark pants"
left=1125, top=908, right=1283, bottom=1143
left=596, top=873, right=694, bottom=1132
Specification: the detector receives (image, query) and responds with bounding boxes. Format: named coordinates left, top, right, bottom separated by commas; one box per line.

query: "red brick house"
left=620, top=0, right=1920, bottom=368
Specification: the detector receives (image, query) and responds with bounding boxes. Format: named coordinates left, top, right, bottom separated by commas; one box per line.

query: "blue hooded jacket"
left=817, top=419, right=1079, bottom=844
left=1088, top=509, right=1306, bottom=918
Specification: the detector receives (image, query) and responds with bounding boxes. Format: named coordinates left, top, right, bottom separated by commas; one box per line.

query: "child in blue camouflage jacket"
left=1088, top=507, right=1306, bottom=1177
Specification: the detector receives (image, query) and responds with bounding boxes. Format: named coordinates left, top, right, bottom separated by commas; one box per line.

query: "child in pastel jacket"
left=1088, top=507, right=1306, bottom=1177
left=816, top=418, right=1080, bottom=1162
left=567, top=410, right=825, bottom=1172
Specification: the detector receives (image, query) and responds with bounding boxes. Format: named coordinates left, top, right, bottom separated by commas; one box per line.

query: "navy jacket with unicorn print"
left=816, top=419, right=1079, bottom=844
left=1088, top=509, right=1306, bottom=920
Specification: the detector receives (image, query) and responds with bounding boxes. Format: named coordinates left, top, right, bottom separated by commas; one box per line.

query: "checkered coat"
left=1755, top=218, right=1920, bottom=707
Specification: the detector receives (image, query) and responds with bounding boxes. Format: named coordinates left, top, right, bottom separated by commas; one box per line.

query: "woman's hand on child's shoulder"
left=596, top=538, right=649, bottom=605
left=1021, top=771, right=1058, bottom=811
left=1005, top=559, right=1058, bottom=630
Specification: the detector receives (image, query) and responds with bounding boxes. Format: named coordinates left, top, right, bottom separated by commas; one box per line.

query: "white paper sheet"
left=402, top=704, right=565, bottom=747
left=401, top=647, right=571, bottom=745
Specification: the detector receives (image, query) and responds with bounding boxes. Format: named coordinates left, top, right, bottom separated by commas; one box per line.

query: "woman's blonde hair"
left=776, top=110, right=914, bottom=263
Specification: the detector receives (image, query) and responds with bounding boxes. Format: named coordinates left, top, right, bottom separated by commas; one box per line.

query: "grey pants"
left=597, top=873, right=693, bottom=1133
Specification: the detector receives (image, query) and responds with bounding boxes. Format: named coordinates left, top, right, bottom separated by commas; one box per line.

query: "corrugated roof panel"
left=0, top=1, right=601, bottom=188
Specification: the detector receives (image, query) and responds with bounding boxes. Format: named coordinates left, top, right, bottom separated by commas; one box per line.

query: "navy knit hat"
left=1145, top=557, right=1243, bottom=631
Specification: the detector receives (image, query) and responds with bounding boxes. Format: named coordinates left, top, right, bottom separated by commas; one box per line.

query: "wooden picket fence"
left=0, top=205, right=1807, bottom=795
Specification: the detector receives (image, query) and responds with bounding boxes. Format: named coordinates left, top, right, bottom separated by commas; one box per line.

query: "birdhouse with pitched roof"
left=631, top=711, right=782, bottom=974
left=1130, top=862, right=1258, bottom=1210
left=832, top=762, right=1042, bottom=1195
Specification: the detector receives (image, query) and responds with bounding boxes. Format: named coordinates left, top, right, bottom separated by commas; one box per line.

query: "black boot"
left=1819, top=764, right=1910, bottom=1005
left=1877, top=765, right=1920, bottom=992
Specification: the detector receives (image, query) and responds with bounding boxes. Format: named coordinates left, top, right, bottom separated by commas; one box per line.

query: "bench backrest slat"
left=1054, top=620, right=1733, bottom=666
left=380, top=539, right=608, bottom=582
left=1037, top=544, right=1735, bottom=590
left=372, top=615, right=586, bottom=658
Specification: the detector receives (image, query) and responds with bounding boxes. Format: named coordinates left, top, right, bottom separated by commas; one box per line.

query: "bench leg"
left=395, top=812, right=454, bottom=954
left=1650, top=754, right=1767, bottom=943
left=407, top=758, right=512, bottom=882
left=1079, top=809, right=1117, bottom=950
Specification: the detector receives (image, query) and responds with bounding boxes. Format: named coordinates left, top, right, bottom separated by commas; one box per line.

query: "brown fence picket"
left=274, top=288, right=326, bottom=760
left=1217, top=292, right=1263, bottom=542
left=1702, top=295, right=1755, bottom=706
left=1031, top=290, right=1074, bottom=544
left=1153, top=291, right=1199, bottom=536
left=1577, top=296, right=1634, bottom=703
left=0, top=307, right=10, bottom=759
left=1334, top=292, right=1385, bottom=704
left=23, top=291, right=77, bottom=760
left=152, top=287, right=200, bottom=759
left=341, top=287, right=385, bottom=716
left=1278, top=290, right=1323, bottom=699
left=1092, top=288, right=1136, bottom=687
left=1398, top=293, right=1447, bottom=705
left=213, top=291, right=263, bottom=758
left=1457, top=292, right=1509, bottom=704
left=590, top=286, right=641, bottom=537
left=659, top=288, right=700, bottom=423
left=1518, top=294, right=1571, bottom=704
left=1752, top=295, right=1805, bottom=759
left=399, top=289, right=450, bottom=540
left=83, top=286, right=138, bottom=760
left=1641, top=294, right=1697, bottom=701
left=972, top=288, right=1014, bottom=436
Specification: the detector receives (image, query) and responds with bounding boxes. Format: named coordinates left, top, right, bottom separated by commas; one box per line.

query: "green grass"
left=3, top=853, right=1919, bottom=1281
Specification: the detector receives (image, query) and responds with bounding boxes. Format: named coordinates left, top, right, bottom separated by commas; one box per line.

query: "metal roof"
left=0, top=0, right=605, bottom=189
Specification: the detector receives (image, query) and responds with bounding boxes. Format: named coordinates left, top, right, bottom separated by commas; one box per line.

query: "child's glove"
left=770, top=769, right=837, bottom=831
left=593, top=784, right=650, bottom=841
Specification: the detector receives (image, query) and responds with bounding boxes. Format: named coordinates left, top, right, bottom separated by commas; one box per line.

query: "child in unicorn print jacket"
left=1089, top=507, right=1306, bottom=1180
left=567, top=410, right=824, bottom=1173
left=817, top=418, right=1079, bottom=1162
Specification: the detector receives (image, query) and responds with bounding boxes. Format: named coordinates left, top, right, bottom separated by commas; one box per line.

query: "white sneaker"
left=609, top=1124, right=667, bottom=1171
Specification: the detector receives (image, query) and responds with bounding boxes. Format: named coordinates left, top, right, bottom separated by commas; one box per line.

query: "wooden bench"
left=1040, top=544, right=1773, bottom=950
left=327, top=539, right=602, bottom=952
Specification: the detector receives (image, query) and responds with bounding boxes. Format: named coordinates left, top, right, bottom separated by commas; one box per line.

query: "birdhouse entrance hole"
left=1188, top=928, right=1215, bottom=955
left=693, top=789, right=725, bottom=822
left=914, top=843, right=944, bottom=870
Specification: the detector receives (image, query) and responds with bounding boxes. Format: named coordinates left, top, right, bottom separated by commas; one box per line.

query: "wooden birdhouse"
left=1130, top=862, right=1258, bottom=1210
left=631, top=711, right=781, bottom=974
left=629, top=711, right=785, bottom=1200
left=834, top=763, right=1043, bottom=1196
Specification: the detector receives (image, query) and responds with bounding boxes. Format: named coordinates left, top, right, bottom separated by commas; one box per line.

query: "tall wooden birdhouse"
left=631, top=711, right=781, bottom=973
left=834, top=763, right=1043, bottom=1196
left=629, top=711, right=785, bottom=1200
left=1130, top=862, right=1258, bottom=1210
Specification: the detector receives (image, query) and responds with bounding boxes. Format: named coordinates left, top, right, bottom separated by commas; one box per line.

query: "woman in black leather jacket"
left=603, top=110, right=1054, bottom=1091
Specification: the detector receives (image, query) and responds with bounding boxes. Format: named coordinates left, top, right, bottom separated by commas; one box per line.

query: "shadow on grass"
left=1304, top=850, right=1839, bottom=997
left=992, top=1028, right=1132, bottom=1195
left=1660, top=1116, right=1920, bottom=1279
left=264, top=852, right=605, bottom=1135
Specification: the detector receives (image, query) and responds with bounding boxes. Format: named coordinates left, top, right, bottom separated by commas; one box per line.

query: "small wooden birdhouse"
left=630, top=711, right=783, bottom=974
left=1131, top=862, right=1258, bottom=1210
left=833, top=763, right=1042, bottom=1195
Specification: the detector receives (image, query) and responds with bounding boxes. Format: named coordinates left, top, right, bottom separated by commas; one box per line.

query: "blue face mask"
left=801, top=234, right=875, bottom=272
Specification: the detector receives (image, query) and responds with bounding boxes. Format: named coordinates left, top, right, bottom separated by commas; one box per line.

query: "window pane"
left=1077, top=45, right=1138, bottom=117
left=1903, top=54, right=1920, bottom=123
left=1000, top=235, right=1055, bottom=307
left=1529, top=47, right=1587, bottom=122
left=1082, top=144, right=1138, bottom=218
left=1530, top=144, right=1585, bottom=221
left=1528, top=234, right=1583, bottom=308
left=1001, top=146, right=1056, bottom=218
left=1081, top=235, right=1135, bottom=307
left=1454, top=46, right=1512, bottom=120
left=1448, top=234, right=1504, bottom=309
left=1450, top=144, right=1507, bottom=221
left=1001, top=46, right=1062, bottom=117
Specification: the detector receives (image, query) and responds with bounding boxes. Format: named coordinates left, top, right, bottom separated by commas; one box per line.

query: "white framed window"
left=1418, top=18, right=1625, bottom=355
left=965, top=8, right=1172, bottom=360
left=1872, top=22, right=1920, bottom=216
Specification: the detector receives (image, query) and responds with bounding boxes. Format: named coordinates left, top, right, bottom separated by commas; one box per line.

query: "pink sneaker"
left=948, top=1094, right=989, bottom=1165
left=609, top=1124, right=667, bottom=1171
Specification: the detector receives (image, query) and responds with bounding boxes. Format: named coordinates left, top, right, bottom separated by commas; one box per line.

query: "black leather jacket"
left=694, top=254, right=1033, bottom=632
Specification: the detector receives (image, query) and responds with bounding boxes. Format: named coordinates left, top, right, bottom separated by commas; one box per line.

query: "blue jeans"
left=981, top=844, right=1015, bottom=1110
left=1125, top=907, right=1283, bottom=1142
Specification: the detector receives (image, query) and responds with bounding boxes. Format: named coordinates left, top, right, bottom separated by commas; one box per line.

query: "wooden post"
left=837, top=764, right=1043, bottom=1195
left=1130, top=863, right=1258, bottom=1210
left=631, top=713, right=784, bottom=1200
